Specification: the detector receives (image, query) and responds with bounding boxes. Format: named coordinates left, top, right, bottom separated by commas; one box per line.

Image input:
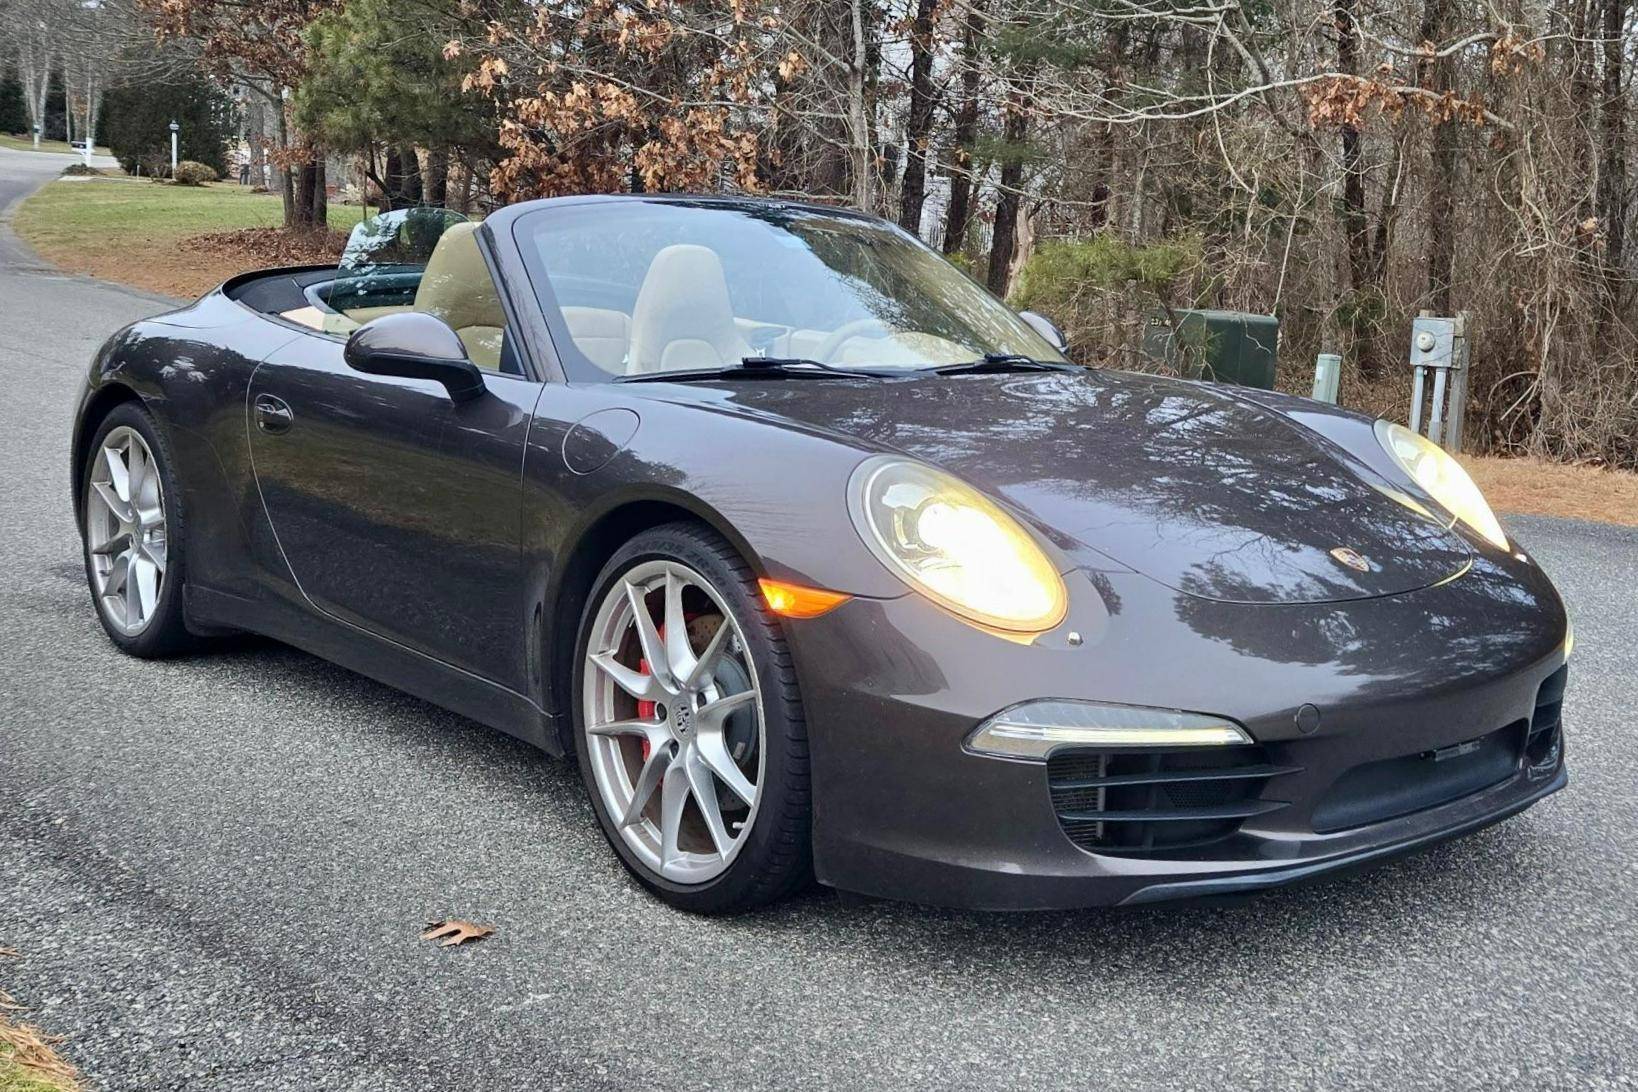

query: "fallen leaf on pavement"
left=0, top=946, right=17, bottom=958
left=421, top=919, right=494, bottom=947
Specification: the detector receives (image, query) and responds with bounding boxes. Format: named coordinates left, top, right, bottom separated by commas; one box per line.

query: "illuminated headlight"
left=966, top=700, right=1252, bottom=760
left=848, top=456, right=1067, bottom=632
left=1374, top=420, right=1508, bottom=550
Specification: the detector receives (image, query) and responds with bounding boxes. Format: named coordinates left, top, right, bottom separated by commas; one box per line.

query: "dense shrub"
left=1008, top=236, right=1203, bottom=365
left=101, top=64, right=233, bottom=178
left=61, top=162, right=101, bottom=176
left=172, top=160, right=218, bottom=186
left=0, top=76, right=26, bottom=135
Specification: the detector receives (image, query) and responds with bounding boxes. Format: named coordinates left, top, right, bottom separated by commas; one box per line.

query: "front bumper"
left=788, top=548, right=1571, bottom=910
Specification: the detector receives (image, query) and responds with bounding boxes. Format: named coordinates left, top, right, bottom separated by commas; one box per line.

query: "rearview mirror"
left=344, top=312, right=486, bottom=403
left=1018, top=310, right=1069, bottom=354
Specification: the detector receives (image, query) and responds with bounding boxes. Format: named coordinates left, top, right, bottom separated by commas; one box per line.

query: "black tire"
left=80, top=402, right=195, bottom=658
left=572, top=521, right=812, bottom=914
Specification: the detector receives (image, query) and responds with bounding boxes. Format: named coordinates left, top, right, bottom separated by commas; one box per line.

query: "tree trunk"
left=398, top=145, right=423, bottom=208
left=81, top=79, right=98, bottom=164
left=942, top=0, right=984, bottom=254
left=846, top=0, right=874, bottom=211
left=986, top=79, right=1031, bottom=296
left=276, top=107, right=295, bottom=229
left=379, top=145, right=421, bottom=210
left=311, top=158, right=327, bottom=230
left=247, top=104, right=266, bottom=190
left=22, top=49, right=51, bottom=149
left=381, top=145, right=401, bottom=209
left=897, top=0, right=937, bottom=234
left=1420, top=0, right=1457, bottom=316
left=424, top=147, right=449, bottom=206
left=294, top=161, right=317, bottom=228
left=1334, top=0, right=1387, bottom=378
left=447, top=157, right=471, bottom=214
left=1571, top=0, right=1598, bottom=228
left=1598, top=0, right=1628, bottom=283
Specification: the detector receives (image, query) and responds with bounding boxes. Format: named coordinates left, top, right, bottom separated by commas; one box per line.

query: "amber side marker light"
left=759, top=578, right=851, bottom=619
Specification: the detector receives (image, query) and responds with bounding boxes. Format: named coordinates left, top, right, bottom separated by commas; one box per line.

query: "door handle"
left=254, top=393, right=293, bottom=434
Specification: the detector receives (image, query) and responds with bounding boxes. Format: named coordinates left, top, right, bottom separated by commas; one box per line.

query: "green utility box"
left=1140, top=309, right=1279, bottom=390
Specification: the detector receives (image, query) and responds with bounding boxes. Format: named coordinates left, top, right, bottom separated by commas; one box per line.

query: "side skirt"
left=185, top=584, right=566, bottom=756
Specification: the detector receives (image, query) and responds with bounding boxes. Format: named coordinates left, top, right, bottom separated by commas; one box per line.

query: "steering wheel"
left=814, top=317, right=893, bottom=362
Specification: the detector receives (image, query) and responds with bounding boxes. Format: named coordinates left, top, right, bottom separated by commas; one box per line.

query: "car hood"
left=696, top=368, right=1472, bottom=604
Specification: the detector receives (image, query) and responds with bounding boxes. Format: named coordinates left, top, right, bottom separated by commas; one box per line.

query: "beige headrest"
left=627, top=245, right=751, bottom=373
left=413, top=222, right=505, bottom=336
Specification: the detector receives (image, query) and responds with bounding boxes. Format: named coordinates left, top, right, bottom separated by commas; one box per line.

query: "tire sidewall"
left=571, top=523, right=807, bottom=913
left=81, top=402, right=190, bottom=657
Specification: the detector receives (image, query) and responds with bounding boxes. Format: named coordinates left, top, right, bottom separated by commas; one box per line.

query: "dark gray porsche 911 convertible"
left=71, top=195, right=1570, bottom=913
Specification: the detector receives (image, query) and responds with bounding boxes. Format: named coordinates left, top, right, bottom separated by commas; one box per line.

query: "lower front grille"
left=1311, top=720, right=1523, bottom=834
left=1047, top=746, right=1298, bottom=855
left=1311, top=664, right=1569, bottom=832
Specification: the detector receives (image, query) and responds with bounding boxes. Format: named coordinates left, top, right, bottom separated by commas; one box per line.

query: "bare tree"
left=5, top=0, right=63, bottom=148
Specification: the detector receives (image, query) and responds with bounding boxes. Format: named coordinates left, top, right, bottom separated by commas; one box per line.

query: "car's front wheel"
left=572, top=523, right=811, bottom=913
left=81, top=402, right=193, bottom=657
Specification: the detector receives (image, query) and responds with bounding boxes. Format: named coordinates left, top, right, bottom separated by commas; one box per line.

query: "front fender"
left=528, top=383, right=912, bottom=602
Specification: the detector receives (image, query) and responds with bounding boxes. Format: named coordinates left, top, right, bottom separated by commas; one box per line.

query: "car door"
left=245, top=233, right=542, bottom=693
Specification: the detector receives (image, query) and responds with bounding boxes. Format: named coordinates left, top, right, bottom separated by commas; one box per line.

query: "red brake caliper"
left=636, top=653, right=655, bottom=763
left=634, top=618, right=696, bottom=766
left=635, top=619, right=674, bottom=763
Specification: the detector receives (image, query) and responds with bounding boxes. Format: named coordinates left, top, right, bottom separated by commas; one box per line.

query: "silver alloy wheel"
left=85, top=425, right=168, bottom=635
left=583, top=560, right=766, bottom=884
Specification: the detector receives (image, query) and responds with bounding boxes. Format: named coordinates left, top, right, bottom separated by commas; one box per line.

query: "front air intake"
left=1047, top=747, right=1297, bottom=855
left=1525, top=664, right=1567, bottom=779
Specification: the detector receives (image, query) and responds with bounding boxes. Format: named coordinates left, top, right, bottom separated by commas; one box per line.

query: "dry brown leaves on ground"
left=0, top=988, right=83, bottom=1091
left=1458, top=455, right=1638, bottom=527
left=185, top=227, right=349, bottom=268
left=421, top=920, right=495, bottom=947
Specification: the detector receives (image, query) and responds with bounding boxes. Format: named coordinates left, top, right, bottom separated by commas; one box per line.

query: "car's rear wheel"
left=82, top=403, right=192, bottom=657
left=573, top=523, right=811, bottom=913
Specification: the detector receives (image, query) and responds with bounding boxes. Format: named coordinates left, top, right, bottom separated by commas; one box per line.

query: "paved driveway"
left=1, top=147, right=1636, bottom=1090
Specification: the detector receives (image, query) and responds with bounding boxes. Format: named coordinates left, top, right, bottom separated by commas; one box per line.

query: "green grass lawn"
left=16, top=176, right=362, bottom=249
left=15, top=175, right=367, bottom=297
left=0, top=133, right=110, bottom=156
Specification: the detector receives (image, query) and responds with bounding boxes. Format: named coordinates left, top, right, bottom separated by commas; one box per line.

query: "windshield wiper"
left=741, top=356, right=886, bottom=377
left=930, top=353, right=1078, bottom=376
left=618, top=358, right=885, bottom=383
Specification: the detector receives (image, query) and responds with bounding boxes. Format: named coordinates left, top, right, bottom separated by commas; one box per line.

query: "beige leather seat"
left=627, top=245, right=753, bottom=373
left=561, top=306, right=632, bottom=372
left=413, top=222, right=506, bottom=370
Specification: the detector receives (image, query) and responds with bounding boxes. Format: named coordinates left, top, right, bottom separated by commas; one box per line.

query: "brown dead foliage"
left=185, top=227, right=349, bottom=268
left=0, top=985, right=83, bottom=1091
left=1457, top=455, right=1638, bottom=527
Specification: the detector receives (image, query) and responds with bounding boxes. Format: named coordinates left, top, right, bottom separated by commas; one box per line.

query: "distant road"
left=0, top=147, right=123, bottom=271
left=2, top=145, right=1636, bottom=1090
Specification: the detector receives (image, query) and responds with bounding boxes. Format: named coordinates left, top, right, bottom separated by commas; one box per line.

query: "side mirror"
left=343, top=312, right=486, bottom=403
left=1018, top=310, right=1069, bottom=354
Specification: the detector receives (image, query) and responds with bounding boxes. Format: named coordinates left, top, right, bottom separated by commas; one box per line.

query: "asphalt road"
left=2, top=147, right=1637, bottom=1091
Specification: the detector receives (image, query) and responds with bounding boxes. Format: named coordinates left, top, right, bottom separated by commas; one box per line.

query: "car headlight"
left=1374, top=420, right=1508, bottom=550
left=848, top=456, right=1067, bottom=632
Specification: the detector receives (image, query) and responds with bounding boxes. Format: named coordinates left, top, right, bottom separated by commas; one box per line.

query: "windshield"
left=513, top=199, right=1066, bottom=379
